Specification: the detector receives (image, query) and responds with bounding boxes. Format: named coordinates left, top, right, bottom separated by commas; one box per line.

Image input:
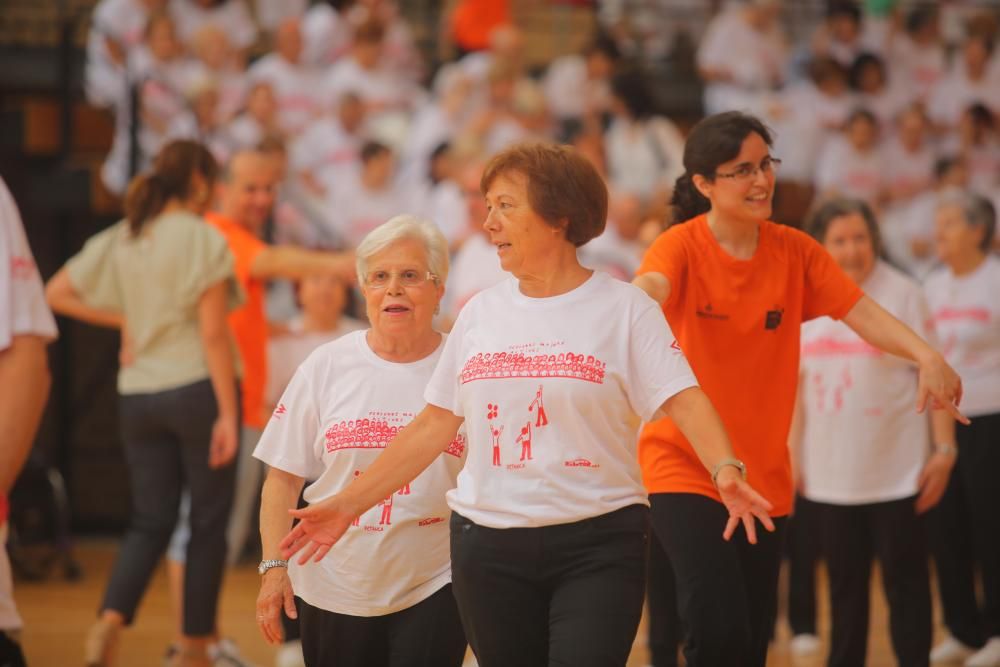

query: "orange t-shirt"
left=451, top=0, right=510, bottom=52
left=637, top=215, right=863, bottom=516
left=206, top=212, right=269, bottom=429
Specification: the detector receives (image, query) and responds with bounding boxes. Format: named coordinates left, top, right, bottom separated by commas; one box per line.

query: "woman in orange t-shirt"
left=633, top=111, right=965, bottom=667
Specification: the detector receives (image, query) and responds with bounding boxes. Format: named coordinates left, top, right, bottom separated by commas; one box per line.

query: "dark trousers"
left=819, top=496, right=931, bottom=667
left=932, top=411, right=1000, bottom=647
left=786, top=494, right=822, bottom=637
left=101, top=379, right=236, bottom=636
left=295, top=585, right=466, bottom=667
left=649, top=493, right=788, bottom=667
left=0, top=632, right=26, bottom=667
left=646, top=529, right=681, bottom=667
left=450, top=504, right=649, bottom=667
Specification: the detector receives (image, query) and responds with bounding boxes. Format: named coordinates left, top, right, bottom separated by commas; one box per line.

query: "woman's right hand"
left=716, top=467, right=776, bottom=545
left=208, top=415, right=239, bottom=468
left=256, top=568, right=296, bottom=645
left=279, top=496, right=357, bottom=564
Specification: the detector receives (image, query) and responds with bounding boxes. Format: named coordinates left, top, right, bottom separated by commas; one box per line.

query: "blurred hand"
left=915, top=451, right=955, bottom=514
left=208, top=415, right=239, bottom=468
left=916, top=353, right=968, bottom=425
left=256, top=567, right=296, bottom=645
left=716, top=467, right=776, bottom=545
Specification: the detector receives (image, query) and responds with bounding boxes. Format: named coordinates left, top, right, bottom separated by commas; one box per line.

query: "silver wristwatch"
left=258, top=559, right=288, bottom=575
left=711, top=458, right=747, bottom=486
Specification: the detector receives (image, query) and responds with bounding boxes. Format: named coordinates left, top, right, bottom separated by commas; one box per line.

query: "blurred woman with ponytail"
left=46, top=139, right=243, bottom=667
left=632, top=111, right=965, bottom=667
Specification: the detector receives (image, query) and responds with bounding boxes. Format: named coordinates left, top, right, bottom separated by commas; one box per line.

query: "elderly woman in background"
left=279, top=142, right=774, bottom=667
left=254, top=215, right=467, bottom=667
left=924, top=194, right=1000, bottom=667
left=795, top=198, right=956, bottom=667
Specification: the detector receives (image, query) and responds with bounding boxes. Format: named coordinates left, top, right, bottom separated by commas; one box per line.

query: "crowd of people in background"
left=0, top=0, right=996, bottom=666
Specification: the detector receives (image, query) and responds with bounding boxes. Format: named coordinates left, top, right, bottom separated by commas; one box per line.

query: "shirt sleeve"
left=798, top=230, right=864, bottom=322
left=0, top=179, right=58, bottom=348
left=253, top=360, right=325, bottom=480
left=626, top=298, right=699, bottom=422
left=179, top=222, right=245, bottom=312
left=637, top=225, right=689, bottom=309
left=423, top=310, right=467, bottom=417
left=65, top=223, right=125, bottom=312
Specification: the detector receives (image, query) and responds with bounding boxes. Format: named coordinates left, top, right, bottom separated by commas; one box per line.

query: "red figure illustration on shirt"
left=398, top=482, right=411, bottom=495
left=516, top=422, right=533, bottom=461
left=528, top=385, right=548, bottom=427
left=378, top=494, right=394, bottom=525
left=490, top=423, right=504, bottom=466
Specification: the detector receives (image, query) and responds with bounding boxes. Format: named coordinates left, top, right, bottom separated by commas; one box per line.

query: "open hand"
left=716, top=468, right=776, bottom=544
left=279, top=497, right=357, bottom=564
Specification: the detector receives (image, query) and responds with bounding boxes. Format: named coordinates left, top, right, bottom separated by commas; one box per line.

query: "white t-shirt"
left=441, top=234, right=506, bottom=322
left=265, top=316, right=366, bottom=408
left=924, top=256, right=1000, bottom=417
left=543, top=55, right=611, bottom=121
left=765, top=83, right=854, bottom=182
left=322, top=57, right=411, bottom=113
left=424, top=272, right=698, bottom=528
left=170, top=0, right=258, bottom=52
left=225, top=113, right=267, bottom=153
left=814, top=136, right=885, bottom=205
left=889, top=35, right=946, bottom=102
left=418, top=180, right=467, bottom=246
left=85, top=0, right=150, bottom=108
left=289, top=117, right=362, bottom=178
left=927, top=64, right=1000, bottom=129
left=247, top=54, right=324, bottom=137
left=879, top=189, right=945, bottom=281
left=321, top=170, right=418, bottom=248
left=799, top=262, right=933, bottom=505
left=253, top=331, right=465, bottom=616
left=882, top=139, right=936, bottom=199
left=300, top=4, right=351, bottom=66
left=604, top=116, right=685, bottom=200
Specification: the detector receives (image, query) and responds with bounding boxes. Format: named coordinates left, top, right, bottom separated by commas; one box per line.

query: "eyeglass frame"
left=713, top=156, right=782, bottom=181
left=363, top=269, right=440, bottom=289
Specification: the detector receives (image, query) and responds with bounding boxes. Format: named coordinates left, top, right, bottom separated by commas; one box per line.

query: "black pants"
left=819, top=496, right=931, bottom=667
left=786, top=494, right=822, bottom=637
left=450, top=504, right=649, bottom=667
left=0, top=631, right=26, bottom=667
left=649, top=493, right=787, bottom=667
left=932, top=411, right=1000, bottom=647
left=646, top=529, right=681, bottom=667
left=101, top=379, right=236, bottom=636
left=295, top=585, right=466, bottom=667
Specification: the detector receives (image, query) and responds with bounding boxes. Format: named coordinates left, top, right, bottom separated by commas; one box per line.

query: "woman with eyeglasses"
left=274, top=143, right=773, bottom=667
left=253, top=215, right=468, bottom=666
left=633, top=111, right=965, bottom=667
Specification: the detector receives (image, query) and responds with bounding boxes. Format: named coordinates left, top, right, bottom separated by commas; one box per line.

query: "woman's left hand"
left=915, top=451, right=955, bottom=514
left=716, top=468, right=776, bottom=545
left=256, top=568, right=296, bottom=645
left=917, top=353, right=969, bottom=424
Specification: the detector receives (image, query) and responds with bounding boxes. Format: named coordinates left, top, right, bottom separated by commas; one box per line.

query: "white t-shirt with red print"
left=924, top=256, right=1000, bottom=418
left=424, top=271, right=698, bottom=529
left=254, top=330, right=465, bottom=617
left=798, top=262, right=934, bottom=505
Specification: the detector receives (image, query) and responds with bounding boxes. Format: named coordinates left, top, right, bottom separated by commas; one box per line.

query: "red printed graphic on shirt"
left=324, top=410, right=417, bottom=453
left=445, top=433, right=466, bottom=458
left=378, top=494, right=394, bottom=525
left=489, top=421, right=504, bottom=467
left=802, top=337, right=881, bottom=358
left=932, top=307, right=990, bottom=324
left=351, top=470, right=364, bottom=527
left=528, top=385, right=549, bottom=427
left=10, top=256, right=36, bottom=280
left=810, top=365, right=855, bottom=414
left=272, top=403, right=288, bottom=420
left=398, top=483, right=411, bottom=495
left=515, top=422, right=533, bottom=461
left=460, top=350, right=607, bottom=384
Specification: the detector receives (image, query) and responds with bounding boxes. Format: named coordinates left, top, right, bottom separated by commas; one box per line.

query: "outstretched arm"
left=632, top=271, right=671, bottom=306
left=280, top=404, right=463, bottom=563
left=842, top=295, right=966, bottom=423
left=250, top=246, right=355, bottom=282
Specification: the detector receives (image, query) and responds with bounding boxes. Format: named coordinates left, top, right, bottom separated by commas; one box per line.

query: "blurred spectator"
left=226, top=81, right=282, bottom=152
left=416, top=142, right=468, bottom=248
left=401, top=65, right=475, bottom=177
left=888, top=5, right=947, bottom=103
left=170, top=0, right=257, bottom=55
left=344, top=0, right=424, bottom=83
left=85, top=0, right=167, bottom=108
left=952, top=103, right=1000, bottom=195
left=301, top=0, right=352, bottom=66
left=290, top=92, right=367, bottom=198
left=815, top=108, right=885, bottom=206
left=598, top=0, right=709, bottom=63
left=322, top=141, right=418, bottom=248
left=604, top=68, right=685, bottom=205
left=165, top=79, right=234, bottom=164
left=809, top=1, right=880, bottom=68
left=247, top=19, right=324, bottom=137
left=254, top=0, right=307, bottom=33
left=188, top=25, right=246, bottom=122
left=543, top=31, right=621, bottom=140
left=578, top=191, right=645, bottom=280
left=265, top=274, right=364, bottom=411
left=928, top=33, right=1000, bottom=131
left=883, top=104, right=937, bottom=207
left=697, top=0, right=787, bottom=115
left=849, top=52, right=909, bottom=128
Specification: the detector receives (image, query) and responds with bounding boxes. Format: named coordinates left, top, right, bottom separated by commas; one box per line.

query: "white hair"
left=356, top=214, right=450, bottom=286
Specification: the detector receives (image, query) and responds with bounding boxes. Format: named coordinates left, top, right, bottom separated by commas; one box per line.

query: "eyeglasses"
left=364, top=269, right=439, bottom=289
left=715, top=156, right=782, bottom=181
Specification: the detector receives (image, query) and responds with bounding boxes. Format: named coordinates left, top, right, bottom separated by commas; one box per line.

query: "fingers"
left=942, top=399, right=970, bottom=426
left=284, top=586, right=298, bottom=620
left=915, top=384, right=929, bottom=414
left=723, top=515, right=738, bottom=541
left=279, top=523, right=307, bottom=557
left=742, top=514, right=758, bottom=545
left=313, top=542, right=333, bottom=563
left=753, top=507, right=776, bottom=533
left=296, top=540, right=321, bottom=566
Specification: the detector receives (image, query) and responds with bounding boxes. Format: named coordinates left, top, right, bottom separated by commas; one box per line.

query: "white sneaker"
left=275, top=640, right=305, bottom=667
left=790, top=633, right=822, bottom=656
left=967, top=638, right=1000, bottom=667
left=930, top=635, right=976, bottom=663
left=211, top=638, right=258, bottom=667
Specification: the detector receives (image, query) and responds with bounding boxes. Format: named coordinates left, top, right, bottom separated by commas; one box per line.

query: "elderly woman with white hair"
left=253, top=215, right=467, bottom=667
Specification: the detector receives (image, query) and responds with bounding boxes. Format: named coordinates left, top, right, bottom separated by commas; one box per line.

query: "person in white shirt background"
left=814, top=108, right=885, bottom=208
left=848, top=52, right=909, bottom=130
left=169, top=0, right=257, bottom=59
left=923, top=193, right=1000, bottom=667
left=543, top=31, right=621, bottom=142
left=0, top=177, right=58, bottom=667
left=792, top=197, right=957, bottom=667
left=888, top=5, right=947, bottom=104
left=226, top=81, right=282, bottom=154
left=928, top=31, right=1000, bottom=133
left=277, top=142, right=774, bottom=667
left=254, top=216, right=467, bottom=666
left=85, top=0, right=167, bottom=109
left=951, top=103, right=1000, bottom=197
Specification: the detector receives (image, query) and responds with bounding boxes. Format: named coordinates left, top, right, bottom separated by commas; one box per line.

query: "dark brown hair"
left=123, top=140, right=218, bottom=235
left=481, top=143, right=607, bottom=247
left=805, top=196, right=883, bottom=256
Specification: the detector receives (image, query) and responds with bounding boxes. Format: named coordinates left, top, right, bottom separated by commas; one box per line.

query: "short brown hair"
left=480, top=143, right=607, bottom=247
